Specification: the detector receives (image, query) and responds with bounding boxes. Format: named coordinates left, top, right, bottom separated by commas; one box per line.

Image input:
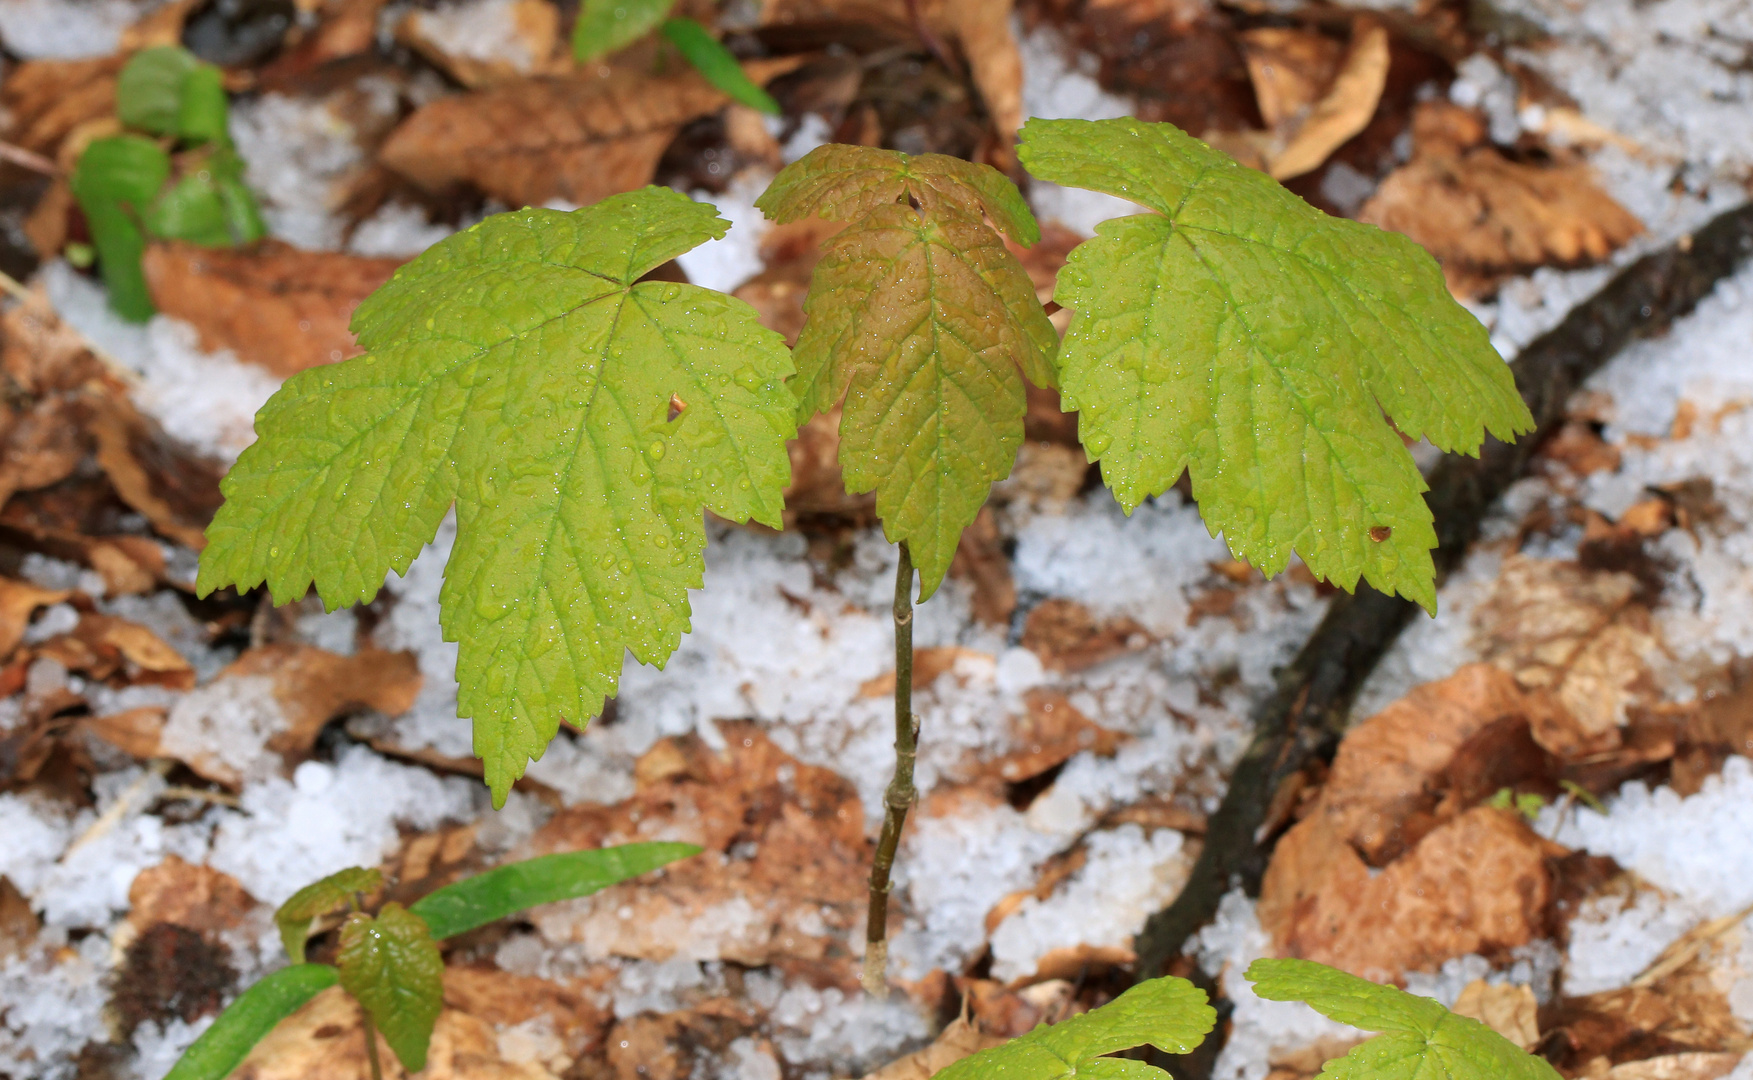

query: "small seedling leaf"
left=410, top=841, right=699, bottom=940
left=1018, top=117, right=1533, bottom=612
left=197, top=188, right=797, bottom=803
left=757, top=145, right=1057, bottom=597
left=163, top=963, right=338, bottom=1080
left=116, top=46, right=202, bottom=136
left=935, top=976, right=1216, bottom=1080
left=69, top=135, right=171, bottom=322
left=274, top=866, right=382, bottom=963
left=573, top=0, right=675, bottom=62
left=175, top=62, right=231, bottom=146
left=1247, top=958, right=1563, bottom=1080
left=338, top=902, right=445, bottom=1073
left=660, top=18, right=779, bottom=115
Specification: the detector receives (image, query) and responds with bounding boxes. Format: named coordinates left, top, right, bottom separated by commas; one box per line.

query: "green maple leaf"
left=936, top=976, right=1215, bottom=1080
left=338, top=902, right=445, bottom=1072
left=273, top=866, right=382, bottom=963
left=1018, top=118, right=1533, bottom=611
left=756, top=145, right=1058, bottom=597
left=1247, top=958, right=1561, bottom=1080
left=197, top=188, right=797, bottom=803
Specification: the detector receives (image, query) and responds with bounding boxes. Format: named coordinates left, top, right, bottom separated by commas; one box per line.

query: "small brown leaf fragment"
left=984, top=689, right=1123, bottom=785
left=378, top=68, right=731, bottom=208
left=143, top=241, right=405, bottom=378
left=227, top=644, right=423, bottom=758
left=1266, top=20, right=1390, bottom=182
left=0, top=876, right=36, bottom=960
left=1368, top=525, right=1392, bottom=542
left=0, top=576, right=70, bottom=661
left=1021, top=598, right=1150, bottom=673
left=1361, top=101, right=1644, bottom=298
left=1452, top=980, right=1540, bottom=1049
left=668, top=394, right=687, bottom=422
left=73, top=613, right=196, bottom=689
left=126, top=855, right=259, bottom=939
left=948, top=506, right=1016, bottom=626
left=1239, top=27, right=1344, bottom=131
left=81, top=706, right=167, bottom=760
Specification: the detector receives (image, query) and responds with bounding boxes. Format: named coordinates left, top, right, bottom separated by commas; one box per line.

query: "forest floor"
left=1, top=0, right=1752, bottom=1078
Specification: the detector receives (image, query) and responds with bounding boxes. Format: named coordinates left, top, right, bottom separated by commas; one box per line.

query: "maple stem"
left=863, top=541, right=917, bottom=998
left=362, top=1008, right=383, bottom=1080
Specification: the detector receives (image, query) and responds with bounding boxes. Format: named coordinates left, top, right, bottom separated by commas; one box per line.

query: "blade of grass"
left=163, top=964, right=338, bottom=1080
left=661, top=18, right=780, bottom=115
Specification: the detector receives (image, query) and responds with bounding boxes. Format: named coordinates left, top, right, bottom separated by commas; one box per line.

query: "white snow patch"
left=44, top=261, right=282, bottom=463
left=677, top=171, right=774, bottom=294
left=1018, top=21, right=1147, bottom=235
left=0, top=0, right=153, bottom=58
left=989, top=824, right=1190, bottom=982
left=0, top=932, right=113, bottom=1080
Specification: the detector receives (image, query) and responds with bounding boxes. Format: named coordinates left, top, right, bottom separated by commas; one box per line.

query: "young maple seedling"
left=71, top=45, right=267, bottom=321
left=165, top=843, right=696, bottom=1080
left=197, top=117, right=1530, bottom=999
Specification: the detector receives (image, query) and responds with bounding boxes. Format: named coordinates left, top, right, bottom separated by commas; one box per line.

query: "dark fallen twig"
left=1132, top=200, right=1753, bottom=1013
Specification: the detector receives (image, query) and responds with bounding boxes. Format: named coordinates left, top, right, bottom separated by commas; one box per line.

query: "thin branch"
left=0, top=140, right=61, bottom=177
left=863, top=541, right=918, bottom=998
left=362, top=1008, right=384, bottom=1080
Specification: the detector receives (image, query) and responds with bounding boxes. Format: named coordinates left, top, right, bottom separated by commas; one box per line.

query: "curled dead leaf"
left=397, top=0, right=567, bottom=88
left=1021, top=598, right=1149, bottom=673
left=0, top=576, right=70, bottom=660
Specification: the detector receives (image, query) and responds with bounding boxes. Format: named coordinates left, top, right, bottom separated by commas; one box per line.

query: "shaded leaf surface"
left=935, top=976, right=1216, bottom=1080
left=338, top=903, right=445, bottom=1072
left=573, top=0, right=675, bottom=61
left=1018, top=117, right=1533, bottom=611
left=410, top=841, right=700, bottom=939
left=757, top=145, right=1056, bottom=596
left=274, top=866, right=382, bottom=963
left=198, top=189, right=797, bottom=802
left=1247, top=958, right=1563, bottom=1080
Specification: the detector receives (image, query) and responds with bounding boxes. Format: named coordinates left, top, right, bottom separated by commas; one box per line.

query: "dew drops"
left=649, top=440, right=666, bottom=459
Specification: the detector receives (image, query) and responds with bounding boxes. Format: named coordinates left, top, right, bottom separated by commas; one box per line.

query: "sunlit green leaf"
left=1018, top=117, right=1533, bottom=612
left=573, top=0, right=676, bottom=62
left=197, top=188, right=797, bottom=803
left=69, top=135, right=171, bottom=321
left=936, top=976, right=1216, bottom=1080
left=1247, top=959, right=1562, bottom=1080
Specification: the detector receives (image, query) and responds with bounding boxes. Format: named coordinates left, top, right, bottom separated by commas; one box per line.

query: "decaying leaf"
left=127, top=855, right=260, bottom=939
left=1258, top=666, right=1568, bottom=981
left=1021, top=598, right=1149, bottom=673
left=1361, top=102, right=1644, bottom=298
left=377, top=67, right=731, bottom=207
left=1224, top=19, right=1389, bottom=181
left=1472, top=555, right=1664, bottom=756
left=0, top=576, right=70, bottom=660
left=515, top=723, right=868, bottom=970
left=1, top=56, right=124, bottom=156
left=984, top=689, right=1124, bottom=784
left=1452, top=980, right=1539, bottom=1050
left=863, top=1017, right=1009, bottom=1080
left=142, top=241, right=405, bottom=378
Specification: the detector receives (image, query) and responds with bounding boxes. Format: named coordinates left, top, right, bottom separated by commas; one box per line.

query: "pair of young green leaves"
left=196, top=117, right=1533, bottom=803
left=72, top=45, right=267, bottom=322
left=927, top=960, right=1560, bottom=1080
left=166, top=842, right=698, bottom=1080
left=573, top=0, right=779, bottom=114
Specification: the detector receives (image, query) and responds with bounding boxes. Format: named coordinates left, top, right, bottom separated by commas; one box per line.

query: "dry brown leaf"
left=1605, top=1055, right=1747, bottom=1080
left=1239, top=28, right=1343, bottom=131
left=0, top=576, right=69, bottom=660
left=1260, top=805, right=1556, bottom=983
left=1360, top=101, right=1644, bottom=298
left=0, top=395, right=86, bottom=508
left=223, top=644, right=422, bottom=757
left=233, top=983, right=561, bottom=1079
left=1267, top=20, right=1388, bottom=181
left=73, top=613, right=196, bottom=688
left=397, top=0, right=567, bottom=88
left=378, top=68, right=731, bottom=208
left=126, top=855, right=259, bottom=937
left=0, top=56, right=123, bottom=156
left=783, top=410, right=872, bottom=523
left=1472, top=555, right=1662, bottom=756
left=992, top=443, right=1087, bottom=514
left=985, top=689, right=1123, bottom=784
left=81, top=705, right=167, bottom=759
left=1021, top=598, right=1149, bottom=672
left=860, top=646, right=993, bottom=698
left=1453, top=979, right=1539, bottom=1049
left=143, top=240, right=405, bottom=378
left=516, top=723, right=867, bottom=970
left=0, top=876, right=35, bottom=960
left=949, top=506, right=1016, bottom=626
left=863, top=1017, right=1009, bottom=1080
left=87, top=395, right=223, bottom=549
